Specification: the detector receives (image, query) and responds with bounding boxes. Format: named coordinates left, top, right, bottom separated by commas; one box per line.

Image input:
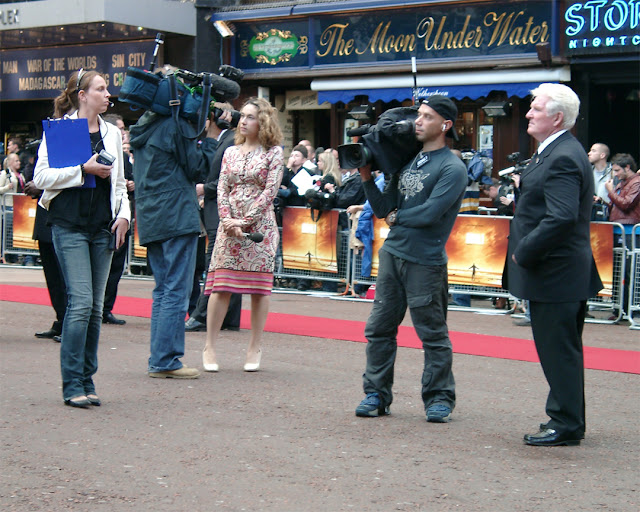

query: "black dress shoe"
left=185, top=317, right=206, bottom=332
left=103, top=312, right=126, bottom=325
left=35, top=328, right=61, bottom=339
left=539, top=423, right=585, bottom=440
left=86, top=394, right=101, bottom=406
left=221, top=324, right=240, bottom=331
left=64, top=396, right=91, bottom=408
left=524, top=428, right=581, bottom=446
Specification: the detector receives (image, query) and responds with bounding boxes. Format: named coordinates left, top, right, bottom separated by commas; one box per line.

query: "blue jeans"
left=52, top=226, right=113, bottom=400
left=147, top=234, right=198, bottom=372
left=452, top=293, right=471, bottom=307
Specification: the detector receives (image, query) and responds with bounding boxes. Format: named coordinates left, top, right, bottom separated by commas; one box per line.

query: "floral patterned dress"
left=204, top=144, right=284, bottom=295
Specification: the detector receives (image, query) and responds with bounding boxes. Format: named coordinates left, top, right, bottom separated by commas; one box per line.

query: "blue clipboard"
left=42, top=117, right=95, bottom=188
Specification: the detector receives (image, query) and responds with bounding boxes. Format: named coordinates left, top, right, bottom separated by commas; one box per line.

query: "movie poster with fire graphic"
left=10, top=195, right=38, bottom=250
left=445, top=215, right=510, bottom=288
left=282, top=207, right=339, bottom=273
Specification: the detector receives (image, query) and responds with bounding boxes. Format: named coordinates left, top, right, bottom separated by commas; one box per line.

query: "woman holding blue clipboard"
left=34, top=69, right=131, bottom=409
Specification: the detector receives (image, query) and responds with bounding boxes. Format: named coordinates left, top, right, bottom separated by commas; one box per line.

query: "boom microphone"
left=498, top=166, right=517, bottom=177
left=210, top=74, right=241, bottom=102
left=243, top=232, right=264, bottom=243
left=498, top=158, right=531, bottom=177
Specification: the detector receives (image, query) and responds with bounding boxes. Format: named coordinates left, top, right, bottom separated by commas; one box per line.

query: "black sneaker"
left=185, top=317, right=206, bottom=332
left=355, top=393, right=390, bottom=417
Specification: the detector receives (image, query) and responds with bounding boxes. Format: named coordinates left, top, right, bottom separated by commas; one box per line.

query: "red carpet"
left=2, top=284, right=638, bottom=374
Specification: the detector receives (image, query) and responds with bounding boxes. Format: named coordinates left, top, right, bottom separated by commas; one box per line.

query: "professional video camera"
left=337, top=106, right=421, bottom=174
left=304, top=183, right=334, bottom=211
left=118, top=33, right=241, bottom=126
left=497, top=152, right=531, bottom=181
left=177, top=64, right=243, bottom=130
left=173, top=67, right=241, bottom=104
left=212, top=106, right=241, bottom=130
left=24, top=139, right=42, bottom=153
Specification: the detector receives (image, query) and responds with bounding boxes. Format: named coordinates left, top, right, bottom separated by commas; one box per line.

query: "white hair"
left=530, top=83, right=580, bottom=130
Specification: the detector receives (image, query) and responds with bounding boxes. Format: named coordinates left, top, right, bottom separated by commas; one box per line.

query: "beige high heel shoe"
left=243, top=350, right=262, bottom=372
left=202, top=348, right=219, bottom=372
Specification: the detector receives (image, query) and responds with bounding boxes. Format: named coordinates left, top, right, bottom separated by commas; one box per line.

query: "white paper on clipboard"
left=291, top=169, right=320, bottom=195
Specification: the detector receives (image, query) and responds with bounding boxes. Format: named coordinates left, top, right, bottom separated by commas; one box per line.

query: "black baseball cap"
left=421, top=95, right=459, bottom=141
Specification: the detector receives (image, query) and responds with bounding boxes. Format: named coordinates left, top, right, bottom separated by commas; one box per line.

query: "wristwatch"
left=386, top=210, right=397, bottom=226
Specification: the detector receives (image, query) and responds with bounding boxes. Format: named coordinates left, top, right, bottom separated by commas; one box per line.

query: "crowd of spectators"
left=2, top=122, right=639, bottom=319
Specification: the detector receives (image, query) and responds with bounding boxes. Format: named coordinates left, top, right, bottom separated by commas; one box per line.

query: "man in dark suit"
left=505, top=83, right=602, bottom=447
left=185, top=107, right=241, bottom=332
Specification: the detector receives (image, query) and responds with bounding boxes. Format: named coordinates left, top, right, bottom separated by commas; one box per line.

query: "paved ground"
left=0, top=266, right=638, bottom=511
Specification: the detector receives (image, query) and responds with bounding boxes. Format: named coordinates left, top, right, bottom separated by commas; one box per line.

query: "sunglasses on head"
left=76, top=68, right=86, bottom=93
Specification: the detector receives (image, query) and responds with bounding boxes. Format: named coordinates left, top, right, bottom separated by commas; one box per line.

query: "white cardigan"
left=33, top=112, right=131, bottom=224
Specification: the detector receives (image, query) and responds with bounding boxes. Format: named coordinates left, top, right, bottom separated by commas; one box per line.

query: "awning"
left=318, top=83, right=548, bottom=104
left=312, top=67, right=571, bottom=104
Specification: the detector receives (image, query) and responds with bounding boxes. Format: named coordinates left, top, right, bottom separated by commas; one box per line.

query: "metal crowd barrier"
left=585, top=222, right=626, bottom=325
left=1, top=193, right=40, bottom=264
left=1, top=193, right=637, bottom=332
left=126, top=218, right=149, bottom=275
left=629, top=224, right=640, bottom=330
left=347, top=215, right=632, bottom=326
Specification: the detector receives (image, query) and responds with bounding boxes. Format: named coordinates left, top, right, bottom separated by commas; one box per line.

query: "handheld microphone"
left=109, top=101, right=114, bottom=107
left=243, top=232, right=264, bottom=243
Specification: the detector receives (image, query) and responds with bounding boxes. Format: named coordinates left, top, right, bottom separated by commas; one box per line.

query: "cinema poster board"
left=282, top=207, right=339, bottom=273
left=445, top=215, right=510, bottom=288
left=11, top=195, right=38, bottom=250
left=133, top=221, right=147, bottom=259
left=369, top=216, right=390, bottom=278
left=590, top=222, right=613, bottom=297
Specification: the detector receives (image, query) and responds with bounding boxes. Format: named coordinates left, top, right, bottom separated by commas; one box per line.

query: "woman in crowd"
left=317, top=150, right=342, bottom=189
left=202, top=97, right=284, bottom=372
left=1, top=153, right=25, bottom=195
left=33, top=69, right=130, bottom=408
left=0, top=153, right=26, bottom=263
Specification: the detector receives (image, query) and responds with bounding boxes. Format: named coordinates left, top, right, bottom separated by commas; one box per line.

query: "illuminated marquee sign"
left=0, top=40, right=156, bottom=100
left=564, top=0, right=640, bottom=55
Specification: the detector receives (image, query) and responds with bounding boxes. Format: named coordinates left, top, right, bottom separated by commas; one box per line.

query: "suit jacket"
left=202, top=129, right=235, bottom=232
left=505, top=131, right=602, bottom=302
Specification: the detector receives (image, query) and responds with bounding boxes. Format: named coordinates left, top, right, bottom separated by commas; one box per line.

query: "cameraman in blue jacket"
left=130, top=106, right=217, bottom=379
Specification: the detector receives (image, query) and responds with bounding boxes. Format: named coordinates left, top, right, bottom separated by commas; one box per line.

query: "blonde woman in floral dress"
left=202, top=97, right=284, bottom=372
